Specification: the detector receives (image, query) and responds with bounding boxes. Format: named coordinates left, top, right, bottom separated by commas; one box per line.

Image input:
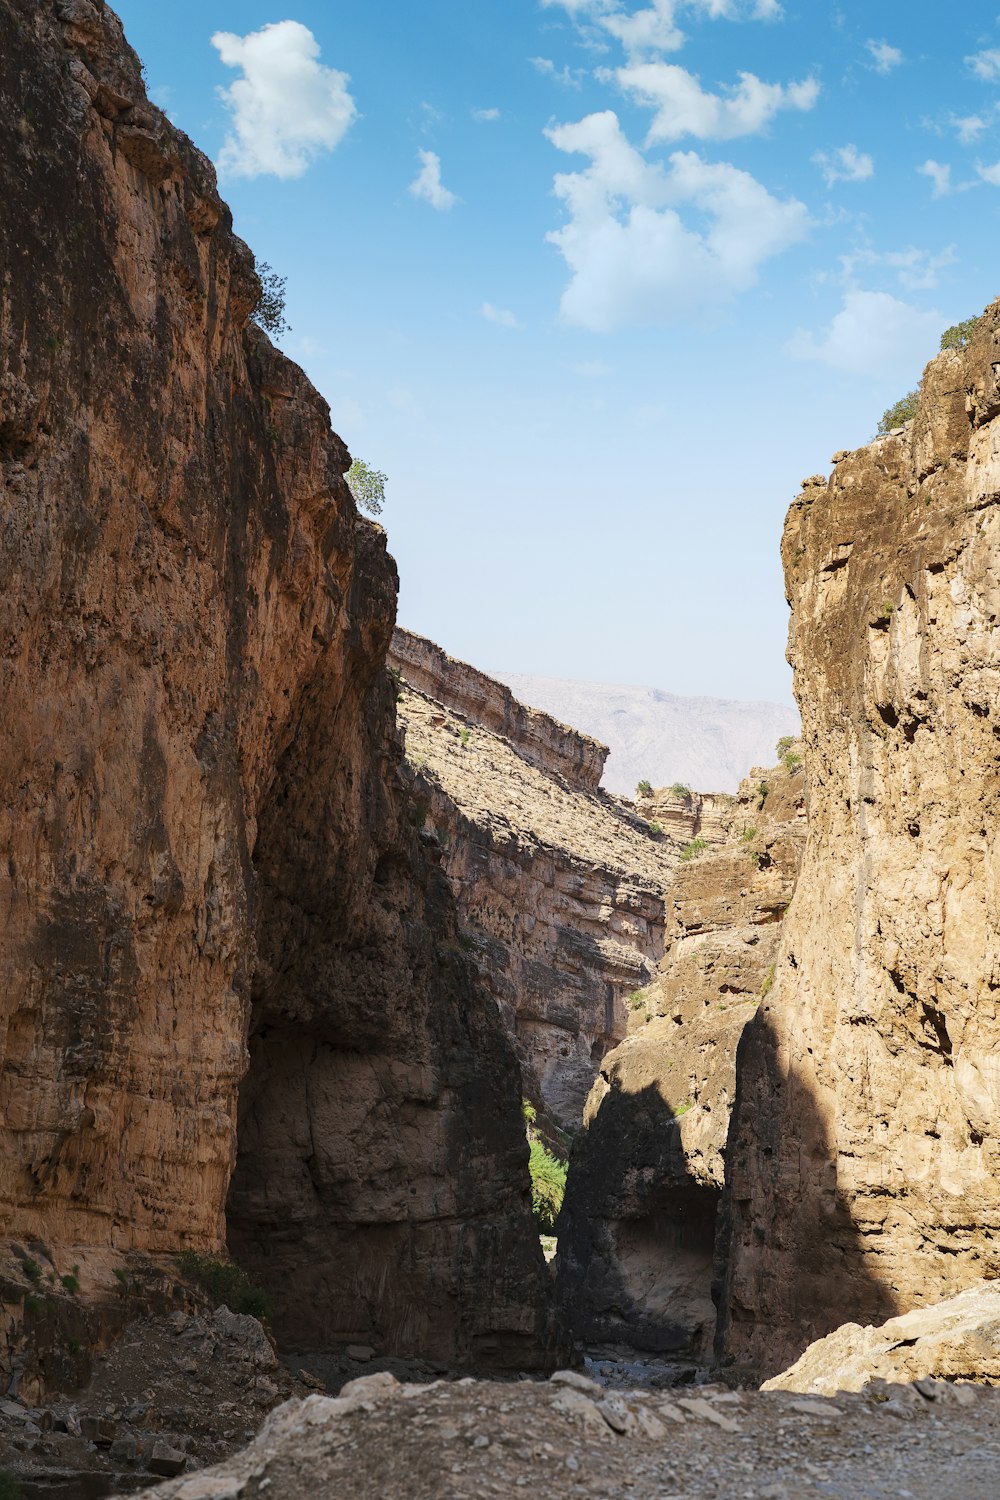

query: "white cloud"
left=952, top=112, right=989, bottom=143
left=530, top=55, right=586, bottom=86
left=481, top=302, right=522, bottom=328
left=544, top=109, right=809, bottom=330
left=813, top=143, right=874, bottom=186
left=978, top=160, right=1000, bottom=186
left=539, top=0, right=783, bottom=58
left=866, top=39, right=902, bottom=74
left=212, top=21, right=356, bottom=179
left=472, top=107, right=501, bottom=122
left=609, top=61, right=818, bottom=143
left=786, top=290, right=942, bottom=380
left=918, top=159, right=952, bottom=197
left=967, top=48, right=1000, bottom=81
left=839, top=245, right=957, bottom=293
left=409, top=150, right=457, bottom=210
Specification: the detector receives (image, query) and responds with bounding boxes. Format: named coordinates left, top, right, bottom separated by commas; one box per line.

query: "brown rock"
left=0, top=0, right=549, bottom=1373
left=393, top=648, right=699, bottom=1136
left=555, top=755, right=805, bottom=1356
left=717, top=310, right=1000, bottom=1377
left=148, top=1441, right=187, bottom=1477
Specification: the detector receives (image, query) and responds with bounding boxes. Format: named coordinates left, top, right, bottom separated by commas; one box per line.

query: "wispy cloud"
left=866, top=39, right=902, bottom=74
left=813, top=143, right=874, bottom=186
left=472, top=106, right=501, bottom=122
left=409, top=149, right=457, bottom=210
left=481, top=302, right=522, bottom=328
left=967, top=48, right=1000, bottom=81
left=918, top=159, right=953, bottom=198
left=212, top=21, right=357, bottom=179
left=530, top=56, right=586, bottom=87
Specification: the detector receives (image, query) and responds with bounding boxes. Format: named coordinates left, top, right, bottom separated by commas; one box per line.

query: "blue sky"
left=114, top=0, right=1000, bottom=704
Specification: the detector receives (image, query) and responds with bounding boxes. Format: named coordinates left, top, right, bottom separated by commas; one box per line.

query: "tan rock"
left=763, top=1282, right=1000, bottom=1395
left=555, top=755, right=805, bottom=1356
left=718, top=309, right=1000, bottom=1378
left=0, top=0, right=549, bottom=1378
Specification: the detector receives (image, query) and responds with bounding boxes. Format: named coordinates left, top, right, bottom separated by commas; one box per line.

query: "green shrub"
left=761, top=963, right=776, bottom=997
left=251, top=261, right=290, bottom=338
left=176, top=1252, right=271, bottom=1321
left=21, top=1259, right=42, bottom=1284
left=628, top=991, right=647, bottom=1011
left=60, top=1273, right=80, bottom=1295
left=459, top=728, right=470, bottom=746
left=775, top=735, right=795, bottom=759
left=756, top=780, right=770, bottom=808
left=940, top=316, right=981, bottom=351
left=679, top=837, right=707, bottom=861
left=528, top=1138, right=567, bottom=1233
left=346, top=458, right=387, bottom=516
left=782, top=750, right=802, bottom=771
left=670, top=782, right=692, bottom=799
left=648, top=820, right=663, bottom=836
left=877, top=391, right=918, bottom=434
left=740, top=825, right=757, bottom=844
left=636, top=779, right=652, bottom=798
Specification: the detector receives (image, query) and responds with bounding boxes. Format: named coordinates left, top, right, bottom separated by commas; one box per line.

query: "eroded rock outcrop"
left=556, top=756, right=805, bottom=1358
left=391, top=641, right=722, bottom=1136
left=717, top=308, right=1000, bottom=1377
left=763, top=1281, right=1000, bottom=1395
left=0, top=0, right=548, bottom=1373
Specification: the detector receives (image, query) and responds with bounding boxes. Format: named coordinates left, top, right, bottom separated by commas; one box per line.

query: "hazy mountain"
left=494, top=672, right=800, bottom=796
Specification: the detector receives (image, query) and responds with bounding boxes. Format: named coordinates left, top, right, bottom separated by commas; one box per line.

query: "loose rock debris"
left=128, top=1368, right=1000, bottom=1500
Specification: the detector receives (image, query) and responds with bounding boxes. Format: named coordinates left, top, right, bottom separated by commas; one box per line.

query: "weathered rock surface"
left=764, top=1281, right=1000, bottom=1395
left=556, top=755, right=805, bottom=1357
left=390, top=629, right=607, bottom=793
left=392, top=644, right=720, bottom=1135
left=0, top=0, right=548, bottom=1372
left=124, top=1368, right=1000, bottom=1500
left=496, top=669, right=800, bottom=796
left=717, top=306, right=1000, bottom=1378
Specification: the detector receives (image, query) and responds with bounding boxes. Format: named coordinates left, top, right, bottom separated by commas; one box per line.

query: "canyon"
left=4, top=2, right=1000, bottom=1496
left=389, top=628, right=726, bottom=1137
left=0, top=0, right=548, bottom=1383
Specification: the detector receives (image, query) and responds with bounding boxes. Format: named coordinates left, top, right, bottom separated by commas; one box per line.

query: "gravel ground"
left=130, top=1368, right=1000, bottom=1500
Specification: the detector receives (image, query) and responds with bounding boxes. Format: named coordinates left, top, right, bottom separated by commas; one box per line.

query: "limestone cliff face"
left=391, top=641, right=714, bottom=1137
left=0, top=0, right=548, bottom=1368
left=717, top=309, right=1000, bottom=1377
left=555, top=757, right=805, bottom=1357
left=391, top=630, right=607, bottom=793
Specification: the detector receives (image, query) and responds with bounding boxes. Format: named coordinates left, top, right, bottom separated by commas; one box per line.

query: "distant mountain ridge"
left=492, top=671, right=800, bottom=796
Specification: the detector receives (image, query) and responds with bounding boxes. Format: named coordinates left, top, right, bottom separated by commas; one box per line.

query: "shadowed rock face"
left=718, top=309, right=1000, bottom=1378
left=0, top=0, right=549, bottom=1370
left=555, top=758, right=805, bottom=1358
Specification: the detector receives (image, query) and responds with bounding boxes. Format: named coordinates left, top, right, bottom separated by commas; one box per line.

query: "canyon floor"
left=118, top=1367, right=1000, bottom=1500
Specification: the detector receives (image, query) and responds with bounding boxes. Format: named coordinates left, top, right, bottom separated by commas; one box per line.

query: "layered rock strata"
left=0, top=0, right=548, bottom=1369
left=390, top=629, right=607, bottom=793
left=556, top=757, right=805, bottom=1357
left=391, top=647, right=724, bottom=1136
left=717, top=308, right=1000, bottom=1377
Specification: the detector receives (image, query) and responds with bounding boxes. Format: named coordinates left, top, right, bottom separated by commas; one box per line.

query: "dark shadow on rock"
left=714, top=1005, right=900, bottom=1382
left=554, top=1080, right=720, bottom=1360
left=227, top=647, right=556, bottom=1372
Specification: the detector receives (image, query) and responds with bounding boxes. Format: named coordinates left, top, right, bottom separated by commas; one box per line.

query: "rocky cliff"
left=555, top=755, right=805, bottom=1358
left=390, top=637, right=726, bottom=1137
left=717, top=310, right=1000, bottom=1377
left=0, top=0, right=548, bottom=1372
